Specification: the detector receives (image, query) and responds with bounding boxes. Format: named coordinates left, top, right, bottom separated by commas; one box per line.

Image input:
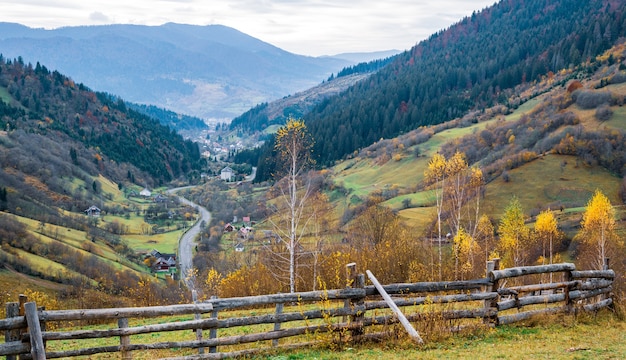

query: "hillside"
left=0, top=56, right=201, bottom=185
left=189, top=42, right=626, bottom=300
left=0, top=22, right=352, bottom=119
left=0, top=57, right=205, bottom=304
left=298, top=0, right=626, bottom=166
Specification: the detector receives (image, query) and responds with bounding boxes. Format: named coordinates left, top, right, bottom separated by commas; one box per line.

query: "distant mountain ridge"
left=0, top=22, right=354, bottom=120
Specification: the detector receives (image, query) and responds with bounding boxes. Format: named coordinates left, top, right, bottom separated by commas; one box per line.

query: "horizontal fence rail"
left=2, top=259, right=615, bottom=359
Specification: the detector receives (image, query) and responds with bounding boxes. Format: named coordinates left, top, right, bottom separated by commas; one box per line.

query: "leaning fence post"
left=209, top=296, right=219, bottom=354
left=118, top=318, right=132, bottom=360
left=5, top=301, right=20, bottom=360
left=24, top=302, right=45, bottom=360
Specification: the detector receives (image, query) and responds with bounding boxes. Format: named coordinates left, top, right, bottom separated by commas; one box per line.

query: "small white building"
left=220, top=167, right=234, bottom=181
left=140, top=188, right=152, bottom=197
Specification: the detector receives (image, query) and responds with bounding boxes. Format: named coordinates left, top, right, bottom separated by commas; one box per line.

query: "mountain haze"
left=0, top=22, right=352, bottom=120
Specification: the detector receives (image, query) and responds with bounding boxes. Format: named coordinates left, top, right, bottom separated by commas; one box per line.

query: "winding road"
left=167, top=187, right=211, bottom=291
left=168, top=168, right=254, bottom=291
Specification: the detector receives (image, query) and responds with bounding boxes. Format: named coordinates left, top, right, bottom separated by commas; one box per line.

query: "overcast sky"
left=1, top=0, right=496, bottom=56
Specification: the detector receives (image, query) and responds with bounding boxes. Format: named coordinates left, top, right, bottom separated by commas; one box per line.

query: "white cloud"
left=0, top=0, right=495, bottom=56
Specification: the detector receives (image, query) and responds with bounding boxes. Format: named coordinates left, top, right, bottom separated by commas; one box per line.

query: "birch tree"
left=578, top=189, right=620, bottom=270
left=534, top=209, right=560, bottom=282
left=498, top=196, right=531, bottom=268
left=268, top=118, right=315, bottom=293
left=424, top=153, right=447, bottom=280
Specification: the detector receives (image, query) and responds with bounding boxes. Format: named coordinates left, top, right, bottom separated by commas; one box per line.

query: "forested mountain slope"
left=303, top=0, right=625, bottom=165
left=0, top=56, right=202, bottom=225
left=229, top=56, right=396, bottom=133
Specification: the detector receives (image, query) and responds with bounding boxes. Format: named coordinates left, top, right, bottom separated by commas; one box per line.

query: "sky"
left=0, top=0, right=496, bottom=57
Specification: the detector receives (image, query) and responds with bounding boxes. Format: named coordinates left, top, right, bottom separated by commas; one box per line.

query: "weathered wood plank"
left=0, top=315, right=26, bottom=331
left=365, top=279, right=490, bottom=296
left=36, top=305, right=365, bottom=341
left=580, top=279, right=613, bottom=291
left=207, top=288, right=365, bottom=310
left=570, top=270, right=615, bottom=279
left=38, top=303, right=213, bottom=322
left=498, top=293, right=565, bottom=311
left=0, top=341, right=30, bottom=357
left=498, top=306, right=564, bottom=325
left=583, top=298, right=612, bottom=312
left=506, top=281, right=579, bottom=294
left=366, top=270, right=423, bottom=344
left=569, top=286, right=612, bottom=301
left=365, top=292, right=497, bottom=311
left=490, top=263, right=576, bottom=281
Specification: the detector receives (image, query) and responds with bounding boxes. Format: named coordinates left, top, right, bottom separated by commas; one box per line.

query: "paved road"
left=167, top=187, right=211, bottom=291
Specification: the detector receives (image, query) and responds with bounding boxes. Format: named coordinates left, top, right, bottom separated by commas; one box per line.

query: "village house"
left=220, top=167, right=234, bottom=181
left=153, top=194, right=168, bottom=203
left=84, top=205, right=101, bottom=217
left=140, top=188, right=152, bottom=197
left=149, top=250, right=177, bottom=273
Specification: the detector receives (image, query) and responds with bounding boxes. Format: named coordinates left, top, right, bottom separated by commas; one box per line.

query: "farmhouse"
left=140, top=188, right=152, bottom=197
left=220, top=167, right=234, bottom=181
left=150, top=250, right=177, bottom=273
left=84, top=205, right=101, bottom=217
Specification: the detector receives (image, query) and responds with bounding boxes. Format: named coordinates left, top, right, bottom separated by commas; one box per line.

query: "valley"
left=1, top=0, right=626, bottom=356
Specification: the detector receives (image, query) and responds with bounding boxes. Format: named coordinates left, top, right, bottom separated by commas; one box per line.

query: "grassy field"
left=331, top=94, right=546, bottom=200
left=275, top=313, right=625, bottom=360
left=10, top=308, right=622, bottom=359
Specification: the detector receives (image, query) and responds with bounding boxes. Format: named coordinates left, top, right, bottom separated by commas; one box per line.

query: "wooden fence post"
left=483, top=259, right=500, bottom=326
left=345, top=263, right=365, bottom=339
left=24, top=302, right=45, bottom=360
left=118, top=318, right=132, bottom=360
left=343, top=263, right=356, bottom=325
left=192, top=290, right=204, bottom=355
left=209, top=296, right=218, bottom=354
left=5, top=301, right=20, bottom=360
left=603, top=258, right=611, bottom=305
left=272, top=302, right=284, bottom=347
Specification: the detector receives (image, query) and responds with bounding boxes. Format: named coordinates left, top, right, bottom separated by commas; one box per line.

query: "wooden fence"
left=1, top=259, right=615, bottom=359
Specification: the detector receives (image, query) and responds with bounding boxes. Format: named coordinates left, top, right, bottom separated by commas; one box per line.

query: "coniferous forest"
left=300, top=0, right=625, bottom=166
left=0, top=56, right=202, bottom=183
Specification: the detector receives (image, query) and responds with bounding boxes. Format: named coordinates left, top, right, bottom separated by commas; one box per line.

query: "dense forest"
left=328, top=55, right=397, bottom=81
left=128, top=103, right=209, bottom=132
left=299, top=0, right=626, bottom=166
left=0, top=55, right=202, bottom=182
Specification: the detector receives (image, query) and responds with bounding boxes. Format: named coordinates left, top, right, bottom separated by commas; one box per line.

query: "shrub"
left=595, top=105, right=613, bottom=121
left=608, top=72, right=626, bottom=85
left=573, top=90, right=611, bottom=109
